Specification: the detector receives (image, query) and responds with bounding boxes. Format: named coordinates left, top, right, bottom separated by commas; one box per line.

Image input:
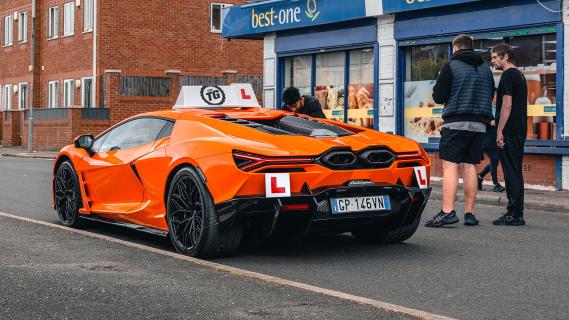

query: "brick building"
left=0, top=0, right=263, bottom=150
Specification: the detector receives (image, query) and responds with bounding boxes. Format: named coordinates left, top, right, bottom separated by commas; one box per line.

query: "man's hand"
left=496, top=131, right=505, bottom=149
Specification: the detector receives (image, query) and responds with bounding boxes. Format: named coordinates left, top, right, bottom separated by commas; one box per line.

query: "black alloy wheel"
left=54, top=161, right=83, bottom=227
left=166, top=167, right=242, bottom=258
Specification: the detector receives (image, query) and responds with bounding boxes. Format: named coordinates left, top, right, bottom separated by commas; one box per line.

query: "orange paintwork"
left=53, top=107, right=431, bottom=232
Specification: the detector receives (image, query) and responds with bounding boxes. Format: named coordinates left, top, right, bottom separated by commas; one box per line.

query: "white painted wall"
left=377, top=15, right=397, bottom=134
left=263, top=33, right=277, bottom=109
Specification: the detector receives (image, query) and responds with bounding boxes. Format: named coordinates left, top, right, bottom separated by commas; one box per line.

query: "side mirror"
left=74, top=135, right=94, bottom=154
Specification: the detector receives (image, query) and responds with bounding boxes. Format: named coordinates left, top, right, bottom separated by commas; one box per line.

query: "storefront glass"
left=403, top=30, right=558, bottom=143
left=403, top=44, right=448, bottom=143
left=348, top=49, right=375, bottom=128
left=284, top=55, right=312, bottom=97
left=315, top=51, right=345, bottom=122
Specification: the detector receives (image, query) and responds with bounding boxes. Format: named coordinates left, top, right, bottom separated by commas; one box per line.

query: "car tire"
left=166, top=167, right=243, bottom=258
left=54, top=161, right=83, bottom=228
left=352, top=215, right=421, bottom=245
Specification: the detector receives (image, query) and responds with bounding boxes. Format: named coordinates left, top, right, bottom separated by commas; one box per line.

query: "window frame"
left=3, top=85, right=13, bottom=110
left=48, top=6, right=59, bottom=40
left=63, top=79, right=74, bottom=108
left=48, top=80, right=59, bottom=109
left=210, top=3, right=232, bottom=33
left=18, top=82, right=28, bottom=110
left=83, top=0, right=94, bottom=32
left=18, top=11, right=28, bottom=43
left=81, top=77, right=95, bottom=108
left=63, top=2, right=75, bottom=37
left=5, top=15, right=14, bottom=46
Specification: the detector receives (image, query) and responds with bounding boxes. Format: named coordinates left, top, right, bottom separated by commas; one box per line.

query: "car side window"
left=98, top=118, right=170, bottom=152
left=156, top=121, right=174, bottom=140
left=92, top=131, right=110, bottom=152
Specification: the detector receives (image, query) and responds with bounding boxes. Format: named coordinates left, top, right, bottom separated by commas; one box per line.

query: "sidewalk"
left=2, top=146, right=568, bottom=213
left=0, top=146, right=57, bottom=159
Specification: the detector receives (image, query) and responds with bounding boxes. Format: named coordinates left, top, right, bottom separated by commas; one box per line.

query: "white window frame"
left=210, top=3, right=232, bottom=33
left=3, top=85, right=13, bottom=110
left=5, top=15, right=14, bottom=46
left=83, top=0, right=94, bottom=32
left=63, top=2, right=75, bottom=36
left=63, top=79, right=74, bottom=107
left=18, top=83, right=28, bottom=110
left=48, top=81, right=59, bottom=108
left=48, top=6, right=59, bottom=39
left=18, top=11, right=28, bottom=43
left=81, top=77, right=95, bottom=108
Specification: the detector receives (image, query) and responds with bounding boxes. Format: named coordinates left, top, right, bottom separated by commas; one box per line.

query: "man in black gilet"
left=425, top=34, right=494, bottom=228
left=281, top=87, right=326, bottom=119
left=491, top=44, right=528, bottom=226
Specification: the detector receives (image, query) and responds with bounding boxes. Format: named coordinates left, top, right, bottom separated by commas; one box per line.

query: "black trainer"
left=464, top=213, right=479, bottom=226
left=493, top=183, right=506, bottom=193
left=425, top=210, right=459, bottom=228
left=493, top=213, right=525, bottom=226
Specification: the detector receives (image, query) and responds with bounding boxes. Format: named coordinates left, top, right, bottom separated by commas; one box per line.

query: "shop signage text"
left=223, top=0, right=367, bottom=38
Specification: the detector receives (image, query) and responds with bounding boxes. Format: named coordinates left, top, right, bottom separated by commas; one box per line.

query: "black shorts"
left=439, top=128, right=484, bottom=165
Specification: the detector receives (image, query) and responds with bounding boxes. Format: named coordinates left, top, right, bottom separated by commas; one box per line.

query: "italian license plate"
left=330, top=196, right=391, bottom=214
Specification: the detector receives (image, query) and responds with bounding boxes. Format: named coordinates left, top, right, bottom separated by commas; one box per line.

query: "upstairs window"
left=48, top=6, right=59, bottom=39
left=83, top=0, right=93, bottom=32
left=210, top=3, right=232, bottom=33
left=64, top=2, right=75, bottom=36
left=48, top=81, right=59, bottom=108
left=5, top=15, right=13, bottom=46
left=19, top=83, right=28, bottom=110
left=18, top=11, right=28, bottom=43
left=3, top=85, right=13, bottom=110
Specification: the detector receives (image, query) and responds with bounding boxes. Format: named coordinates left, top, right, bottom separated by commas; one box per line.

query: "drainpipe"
left=93, top=0, right=97, bottom=107
left=27, top=0, right=36, bottom=153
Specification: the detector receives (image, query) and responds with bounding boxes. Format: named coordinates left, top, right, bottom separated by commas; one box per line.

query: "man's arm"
left=432, top=63, right=453, bottom=104
left=496, top=95, right=512, bottom=148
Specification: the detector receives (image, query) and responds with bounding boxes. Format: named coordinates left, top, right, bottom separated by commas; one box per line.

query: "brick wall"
left=428, top=152, right=557, bottom=187
left=1, top=111, right=23, bottom=146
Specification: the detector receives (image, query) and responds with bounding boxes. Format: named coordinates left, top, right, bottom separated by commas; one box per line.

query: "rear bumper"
left=214, top=183, right=431, bottom=235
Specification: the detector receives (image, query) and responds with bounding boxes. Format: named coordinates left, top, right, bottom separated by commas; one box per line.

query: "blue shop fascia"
left=224, top=0, right=566, bottom=188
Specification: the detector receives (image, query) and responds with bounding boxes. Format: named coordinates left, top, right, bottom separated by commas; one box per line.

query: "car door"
left=81, top=117, right=172, bottom=214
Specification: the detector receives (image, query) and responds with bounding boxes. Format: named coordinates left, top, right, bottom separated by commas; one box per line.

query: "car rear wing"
left=174, top=83, right=259, bottom=109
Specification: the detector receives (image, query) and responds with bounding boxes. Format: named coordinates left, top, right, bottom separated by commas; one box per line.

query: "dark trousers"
left=479, top=148, right=500, bottom=185
left=499, top=134, right=526, bottom=218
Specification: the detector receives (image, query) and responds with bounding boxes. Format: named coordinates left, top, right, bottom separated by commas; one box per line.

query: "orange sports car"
left=53, top=84, right=431, bottom=258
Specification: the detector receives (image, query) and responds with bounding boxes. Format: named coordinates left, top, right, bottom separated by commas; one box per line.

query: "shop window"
left=18, top=83, right=27, bottom=110
left=64, top=2, right=75, bottom=36
left=5, top=15, right=13, bottom=46
left=284, top=55, right=312, bottom=97
left=48, top=6, right=59, bottom=39
left=403, top=44, right=448, bottom=143
left=348, top=49, right=374, bottom=128
left=508, top=34, right=557, bottom=141
left=18, top=12, right=28, bottom=43
left=210, top=3, right=232, bottom=33
left=315, top=51, right=345, bottom=121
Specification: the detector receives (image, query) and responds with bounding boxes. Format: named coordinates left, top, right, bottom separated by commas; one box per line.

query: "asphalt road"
left=1, top=156, right=568, bottom=319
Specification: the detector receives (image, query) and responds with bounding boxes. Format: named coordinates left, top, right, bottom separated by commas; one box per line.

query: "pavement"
left=3, top=146, right=569, bottom=214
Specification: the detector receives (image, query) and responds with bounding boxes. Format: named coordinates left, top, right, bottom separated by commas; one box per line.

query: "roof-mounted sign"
left=174, top=84, right=259, bottom=109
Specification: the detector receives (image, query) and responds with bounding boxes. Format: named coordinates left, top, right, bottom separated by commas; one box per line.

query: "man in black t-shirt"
left=491, top=44, right=528, bottom=226
left=282, top=87, right=326, bottom=119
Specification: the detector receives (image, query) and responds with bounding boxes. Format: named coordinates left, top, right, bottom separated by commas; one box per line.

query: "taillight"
left=397, top=149, right=429, bottom=162
left=232, top=151, right=313, bottom=172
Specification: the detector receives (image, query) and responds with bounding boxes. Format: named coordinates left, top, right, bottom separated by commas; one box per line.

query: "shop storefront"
left=390, top=0, right=564, bottom=187
left=223, top=0, right=382, bottom=129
